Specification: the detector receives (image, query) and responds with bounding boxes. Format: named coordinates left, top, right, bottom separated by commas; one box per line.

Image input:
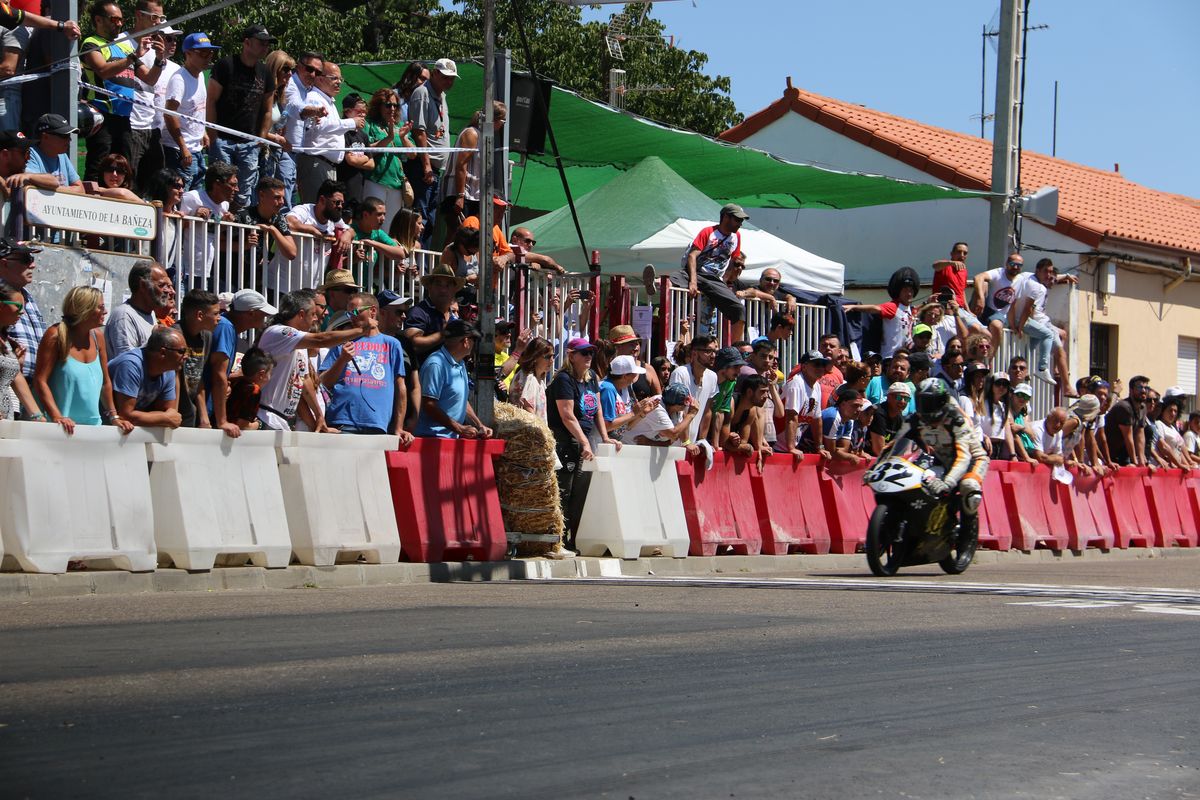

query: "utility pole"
left=474, top=0, right=497, bottom=427
left=987, top=0, right=1023, bottom=271
left=51, top=0, right=79, bottom=164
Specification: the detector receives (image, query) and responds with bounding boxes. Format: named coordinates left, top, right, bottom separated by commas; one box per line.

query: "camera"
left=577, top=289, right=593, bottom=301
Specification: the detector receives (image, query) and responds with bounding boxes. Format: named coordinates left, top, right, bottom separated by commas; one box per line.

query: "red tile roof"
left=720, top=82, right=1200, bottom=257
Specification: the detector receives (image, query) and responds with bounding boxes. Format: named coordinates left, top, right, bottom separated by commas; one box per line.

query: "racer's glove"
left=922, top=473, right=951, bottom=498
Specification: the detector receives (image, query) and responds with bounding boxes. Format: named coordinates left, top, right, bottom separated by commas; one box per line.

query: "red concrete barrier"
left=1145, top=469, right=1198, bottom=548
left=1105, top=466, right=1156, bottom=548
left=977, top=461, right=1012, bottom=551
left=385, top=438, right=508, bottom=562
left=676, top=451, right=764, bottom=556
left=1063, top=470, right=1116, bottom=551
left=755, top=454, right=832, bottom=555
left=995, top=462, right=1069, bottom=552
left=819, top=461, right=873, bottom=555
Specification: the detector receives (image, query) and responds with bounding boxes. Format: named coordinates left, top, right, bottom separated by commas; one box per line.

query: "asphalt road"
left=2, top=561, right=1199, bottom=800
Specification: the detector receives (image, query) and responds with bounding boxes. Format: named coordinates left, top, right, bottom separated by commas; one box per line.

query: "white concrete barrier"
left=0, top=420, right=159, bottom=573
left=147, top=428, right=293, bottom=570
left=277, top=432, right=402, bottom=565
left=575, top=443, right=690, bottom=559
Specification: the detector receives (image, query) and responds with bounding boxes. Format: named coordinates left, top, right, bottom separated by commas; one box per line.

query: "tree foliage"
left=146, top=0, right=741, bottom=135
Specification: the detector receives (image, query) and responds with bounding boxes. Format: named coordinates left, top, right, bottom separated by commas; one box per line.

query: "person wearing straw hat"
left=319, top=268, right=361, bottom=322
left=403, top=263, right=463, bottom=366
left=608, top=323, right=660, bottom=399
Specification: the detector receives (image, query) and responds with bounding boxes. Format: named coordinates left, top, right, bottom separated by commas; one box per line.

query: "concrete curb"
left=2, top=546, right=1198, bottom=600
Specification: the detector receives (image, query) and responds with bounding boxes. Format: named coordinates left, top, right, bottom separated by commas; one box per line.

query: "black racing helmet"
left=915, top=377, right=952, bottom=424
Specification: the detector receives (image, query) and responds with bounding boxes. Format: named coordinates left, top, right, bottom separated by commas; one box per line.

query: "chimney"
left=1114, top=162, right=1120, bottom=173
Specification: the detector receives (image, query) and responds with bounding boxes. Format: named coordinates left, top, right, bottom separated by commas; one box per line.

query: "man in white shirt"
left=276, top=179, right=353, bottom=294
left=296, top=62, right=363, bottom=205
left=970, top=251, right=1026, bottom=349
left=179, top=161, right=236, bottom=287
left=1009, top=257, right=1076, bottom=388
left=1027, top=407, right=1068, bottom=467
left=256, top=288, right=371, bottom=431
left=163, top=32, right=219, bottom=190
left=783, top=349, right=828, bottom=456
left=667, top=334, right=717, bottom=444
left=125, top=7, right=174, bottom=193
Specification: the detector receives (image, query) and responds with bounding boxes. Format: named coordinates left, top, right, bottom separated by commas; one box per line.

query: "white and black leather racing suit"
left=898, top=404, right=989, bottom=515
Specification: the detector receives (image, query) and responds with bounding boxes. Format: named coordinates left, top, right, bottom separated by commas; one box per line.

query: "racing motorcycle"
left=862, top=436, right=978, bottom=577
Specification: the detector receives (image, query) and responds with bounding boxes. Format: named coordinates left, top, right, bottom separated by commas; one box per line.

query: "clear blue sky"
left=554, top=0, right=1198, bottom=198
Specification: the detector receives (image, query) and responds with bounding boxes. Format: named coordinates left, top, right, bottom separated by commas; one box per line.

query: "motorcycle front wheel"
left=866, top=504, right=903, bottom=577
left=939, top=513, right=979, bottom=574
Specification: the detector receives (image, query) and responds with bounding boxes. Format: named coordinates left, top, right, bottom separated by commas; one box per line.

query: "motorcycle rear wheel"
left=939, top=514, right=979, bottom=574
left=866, top=505, right=902, bottom=577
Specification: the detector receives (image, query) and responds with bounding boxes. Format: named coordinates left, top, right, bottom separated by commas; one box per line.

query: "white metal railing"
left=25, top=223, right=153, bottom=257
left=662, top=285, right=827, bottom=374
left=995, top=328, right=1055, bottom=417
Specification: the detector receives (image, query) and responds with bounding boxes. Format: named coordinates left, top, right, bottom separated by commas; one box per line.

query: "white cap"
left=231, top=289, right=277, bottom=315
left=1012, top=382, right=1034, bottom=397
left=434, top=58, right=458, bottom=77
left=608, top=355, right=646, bottom=376
left=1163, top=385, right=1188, bottom=400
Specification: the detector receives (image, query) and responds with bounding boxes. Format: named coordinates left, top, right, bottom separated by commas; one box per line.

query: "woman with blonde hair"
left=262, top=49, right=298, bottom=207
left=364, top=88, right=413, bottom=222
left=32, top=286, right=131, bottom=434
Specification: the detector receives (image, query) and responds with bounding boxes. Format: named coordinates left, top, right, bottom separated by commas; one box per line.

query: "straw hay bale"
left=493, top=402, right=563, bottom=556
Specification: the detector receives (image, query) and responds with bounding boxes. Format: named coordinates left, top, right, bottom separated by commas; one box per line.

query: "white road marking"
left=540, top=574, right=1200, bottom=609
left=1134, top=604, right=1200, bottom=617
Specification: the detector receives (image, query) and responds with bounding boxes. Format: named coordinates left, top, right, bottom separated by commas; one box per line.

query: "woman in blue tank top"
left=32, top=286, right=132, bottom=434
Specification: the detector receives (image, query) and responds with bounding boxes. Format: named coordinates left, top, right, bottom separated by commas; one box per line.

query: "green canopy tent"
left=338, top=61, right=986, bottom=218
left=521, top=156, right=844, bottom=293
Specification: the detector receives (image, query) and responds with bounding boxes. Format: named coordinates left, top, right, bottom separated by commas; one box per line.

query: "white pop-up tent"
left=519, top=156, right=845, bottom=294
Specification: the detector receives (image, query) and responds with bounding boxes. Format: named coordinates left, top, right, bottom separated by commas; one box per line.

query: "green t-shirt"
left=352, top=225, right=398, bottom=247
left=362, top=120, right=407, bottom=190
left=713, top=380, right=737, bottom=415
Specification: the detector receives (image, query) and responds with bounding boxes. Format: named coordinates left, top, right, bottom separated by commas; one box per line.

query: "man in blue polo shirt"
left=413, top=319, right=492, bottom=439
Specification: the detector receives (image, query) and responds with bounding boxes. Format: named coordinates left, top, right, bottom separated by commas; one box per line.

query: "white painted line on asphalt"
left=545, top=574, right=1200, bottom=606
left=1006, top=600, right=1132, bottom=609
left=1134, top=604, right=1200, bottom=617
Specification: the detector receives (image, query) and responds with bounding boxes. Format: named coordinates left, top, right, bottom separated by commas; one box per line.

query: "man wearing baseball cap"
left=26, top=115, right=84, bottom=192
left=0, top=130, right=46, bottom=194
left=208, top=24, right=280, bottom=210
left=413, top=318, right=492, bottom=439
left=405, top=58, right=457, bottom=249
left=783, top=349, right=830, bottom=457
left=672, top=203, right=750, bottom=343
left=164, top=33, right=221, bottom=189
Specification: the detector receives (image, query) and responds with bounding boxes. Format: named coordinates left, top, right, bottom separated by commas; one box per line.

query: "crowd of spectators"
left=0, top=8, right=1189, bottom=562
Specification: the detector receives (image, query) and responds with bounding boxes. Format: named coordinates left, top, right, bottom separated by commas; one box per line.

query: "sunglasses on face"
left=383, top=102, right=399, bottom=109
left=761, top=277, right=780, bottom=284
left=0, top=299, right=24, bottom=312
left=104, top=166, right=126, bottom=174
left=138, top=10, right=165, bottom=21
left=161, top=345, right=187, bottom=355
left=301, top=64, right=323, bottom=76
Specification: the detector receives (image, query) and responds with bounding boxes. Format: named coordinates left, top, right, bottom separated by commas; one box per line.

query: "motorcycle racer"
left=903, top=377, right=989, bottom=516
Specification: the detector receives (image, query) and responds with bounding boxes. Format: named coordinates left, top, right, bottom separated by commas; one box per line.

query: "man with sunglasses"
left=734, top=266, right=797, bottom=314
left=509, top=226, right=564, bottom=273
left=163, top=32, right=220, bottom=190
left=297, top=62, right=362, bottom=205
left=405, top=58, right=457, bottom=250
left=109, top=326, right=187, bottom=428
left=127, top=3, right=175, bottom=190
left=80, top=0, right=163, bottom=181
left=282, top=179, right=352, bottom=295
left=205, top=24, right=277, bottom=210
left=282, top=51, right=327, bottom=204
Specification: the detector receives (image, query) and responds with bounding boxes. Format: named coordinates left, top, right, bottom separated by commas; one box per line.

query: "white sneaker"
left=1033, top=368, right=1057, bottom=386
left=547, top=547, right=577, bottom=560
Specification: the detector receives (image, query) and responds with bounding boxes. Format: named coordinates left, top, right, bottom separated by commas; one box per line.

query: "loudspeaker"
left=508, top=72, right=552, bottom=156
left=1018, top=185, right=1059, bottom=226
